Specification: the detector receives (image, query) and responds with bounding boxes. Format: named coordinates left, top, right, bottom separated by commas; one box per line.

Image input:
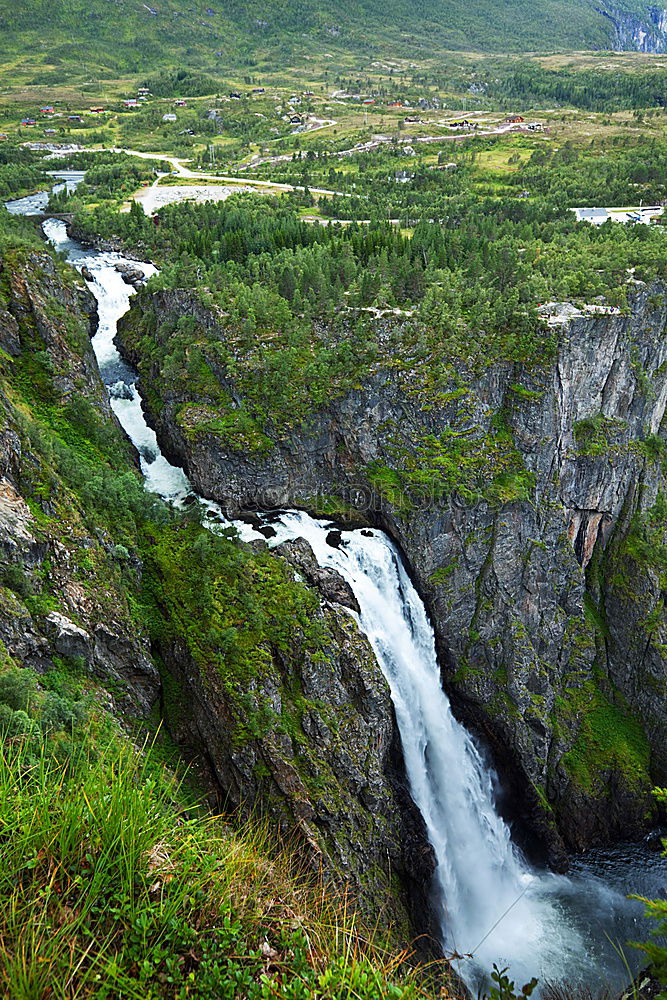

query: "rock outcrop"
left=119, top=281, right=667, bottom=858
left=273, top=536, right=360, bottom=612
left=597, top=3, right=667, bottom=52
left=0, top=249, right=158, bottom=716
left=158, top=541, right=439, bottom=949
left=0, top=245, right=438, bottom=951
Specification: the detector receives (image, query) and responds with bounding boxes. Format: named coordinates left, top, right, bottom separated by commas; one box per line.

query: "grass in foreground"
left=0, top=663, right=435, bottom=1000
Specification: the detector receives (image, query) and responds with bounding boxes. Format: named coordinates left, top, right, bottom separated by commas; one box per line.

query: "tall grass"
left=0, top=732, right=435, bottom=999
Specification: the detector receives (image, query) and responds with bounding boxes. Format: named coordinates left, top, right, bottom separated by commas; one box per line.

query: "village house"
left=574, top=207, right=609, bottom=224
left=162, top=113, right=177, bottom=122
left=503, top=114, right=524, bottom=124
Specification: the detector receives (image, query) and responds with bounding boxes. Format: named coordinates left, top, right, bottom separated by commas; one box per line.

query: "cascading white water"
left=41, top=218, right=260, bottom=533
left=5, top=171, right=85, bottom=216
left=37, top=215, right=664, bottom=993
left=259, top=513, right=593, bottom=988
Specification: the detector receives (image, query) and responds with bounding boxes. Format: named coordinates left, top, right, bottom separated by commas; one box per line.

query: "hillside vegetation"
left=0, top=192, right=452, bottom=995
left=0, top=697, right=430, bottom=999
left=0, top=0, right=660, bottom=91
left=1, top=0, right=667, bottom=983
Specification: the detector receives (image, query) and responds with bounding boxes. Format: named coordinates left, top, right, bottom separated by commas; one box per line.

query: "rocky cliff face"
left=158, top=534, right=438, bottom=947
left=119, top=283, right=667, bottom=859
left=0, top=248, right=159, bottom=716
left=597, top=3, right=667, bottom=51
left=0, top=245, right=437, bottom=951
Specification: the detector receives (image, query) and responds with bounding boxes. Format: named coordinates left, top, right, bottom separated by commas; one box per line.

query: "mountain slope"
left=1, top=0, right=666, bottom=88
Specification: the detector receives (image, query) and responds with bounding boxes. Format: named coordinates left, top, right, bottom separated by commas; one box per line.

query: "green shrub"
left=635, top=788, right=667, bottom=993
left=0, top=562, right=33, bottom=598
left=0, top=664, right=35, bottom=712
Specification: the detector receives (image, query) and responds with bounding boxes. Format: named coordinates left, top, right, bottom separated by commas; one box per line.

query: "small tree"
left=635, top=788, right=667, bottom=994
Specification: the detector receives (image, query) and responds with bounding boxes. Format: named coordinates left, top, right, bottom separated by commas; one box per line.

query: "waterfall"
left=38, top=216, right=662, bottom=993
left=259, top=513, right=588, bottom=987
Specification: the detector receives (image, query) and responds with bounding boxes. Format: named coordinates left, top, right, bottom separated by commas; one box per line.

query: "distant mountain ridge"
left=3, top=0, right=667, bottom=86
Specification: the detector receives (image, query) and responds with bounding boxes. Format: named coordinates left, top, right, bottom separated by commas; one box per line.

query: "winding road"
left=109, top=146, right=345, bottom=197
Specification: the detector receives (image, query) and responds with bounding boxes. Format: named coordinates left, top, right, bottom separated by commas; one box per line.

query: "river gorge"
left=3, top=175, right=663, bottom=992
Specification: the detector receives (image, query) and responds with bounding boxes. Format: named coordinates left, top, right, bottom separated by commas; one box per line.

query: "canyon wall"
left=597, top=3, right=667, bottom=51
left=118, top=283, right=667, bottom=859
left=0, top=247, right=436, bottom=948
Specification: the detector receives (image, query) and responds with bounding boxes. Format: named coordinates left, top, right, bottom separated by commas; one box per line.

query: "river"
left=4, top=171, right=86, bottom=217
left=5, top=182, right=665, bottom=994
